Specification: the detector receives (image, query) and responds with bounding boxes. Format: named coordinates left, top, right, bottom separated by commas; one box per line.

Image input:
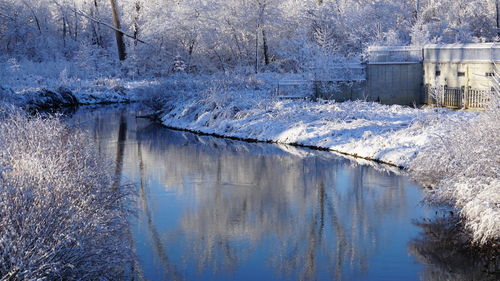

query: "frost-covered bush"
left=410, top=94, right=500, bottom=246
left=0, top=109, right=134, bottom=280
left=153, top=74, right=273, bottom=128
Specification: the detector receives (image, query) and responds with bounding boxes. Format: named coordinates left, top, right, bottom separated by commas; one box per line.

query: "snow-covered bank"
left=154, top=75, right=472, bottom=168
left=0, top=79, right=158, bottom=110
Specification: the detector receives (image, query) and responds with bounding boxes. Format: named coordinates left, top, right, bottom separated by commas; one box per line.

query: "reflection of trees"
left=136, top=137, right=183, bottom=281
left=409, top=215, right=499, bottom=281
left=113, top=113, right=127, bottom=189
left=66, top=107, right=425, bottom=280
left=133, top=125, right=414, bottom=280
left=66, top=106, right=184, bottom=280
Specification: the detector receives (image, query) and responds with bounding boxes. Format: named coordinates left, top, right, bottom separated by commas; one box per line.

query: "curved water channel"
left=64, top=105, right=490, bottom=281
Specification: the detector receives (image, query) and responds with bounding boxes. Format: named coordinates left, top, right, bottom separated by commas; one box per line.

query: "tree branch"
left=52, top=0, right=149, bottom=45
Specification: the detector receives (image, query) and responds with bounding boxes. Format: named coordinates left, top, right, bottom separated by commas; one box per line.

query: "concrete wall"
left=423, top=62, right=494, bottom=90
left=313, top=63, right=424, bottom=105
left=366, top=63, right=424, bottom=105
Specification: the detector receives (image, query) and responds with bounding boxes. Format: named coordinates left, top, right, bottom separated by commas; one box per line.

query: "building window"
left=486, top=72, right=495, bottom=77
left=457, top=72, right=465, bottom=77
left=435, top=70, right=441, bottom=76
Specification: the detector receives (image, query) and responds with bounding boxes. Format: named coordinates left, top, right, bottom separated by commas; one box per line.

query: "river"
left=63, top=105, right=488, bottom=281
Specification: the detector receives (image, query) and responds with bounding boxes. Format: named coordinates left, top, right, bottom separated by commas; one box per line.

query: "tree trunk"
left=62, top=15, right=67, bottom=47
left=255, top=28, right=259, bottom=73
left=93, top=0, right=103, bottom=46
left=109, top=0, right=126, bottom=60
left=133, top=1, right=141, bottom=46
left=262, top=29, right=269, bottom=65
left=73, top=3, right=78, bottom=40
left=414, top=0, right=420, bottom=20
left=497, top=0, right=500, bottom=37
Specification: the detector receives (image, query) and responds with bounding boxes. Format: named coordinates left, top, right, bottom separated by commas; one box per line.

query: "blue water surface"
left=65, top=105, right=485, bottom=281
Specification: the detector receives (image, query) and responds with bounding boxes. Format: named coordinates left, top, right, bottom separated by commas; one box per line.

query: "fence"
left=466, top=89, right=491, bottom=108
left=425, top=85, right=491, bottom=109
left=275, top=80, right=314, bottom=99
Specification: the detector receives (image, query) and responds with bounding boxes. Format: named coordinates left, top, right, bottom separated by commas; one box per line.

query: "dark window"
left=458, top=72, right=465, bottom=77
left=486, top=72, right=495, bottom=77
left=435, top=70, right=441, bottom=76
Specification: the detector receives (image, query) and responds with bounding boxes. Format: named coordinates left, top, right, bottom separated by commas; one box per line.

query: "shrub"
left=410, top=94, right=500, bottom=246
left=0, top=109, right=134, bottom=280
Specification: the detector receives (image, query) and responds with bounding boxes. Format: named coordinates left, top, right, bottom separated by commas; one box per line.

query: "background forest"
left=1, top=0, right=500, bottom=76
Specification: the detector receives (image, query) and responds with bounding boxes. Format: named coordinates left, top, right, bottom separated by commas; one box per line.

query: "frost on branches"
left=0, top=108, right=134, bottom=280
left=410, top=94, right=500, bottom=246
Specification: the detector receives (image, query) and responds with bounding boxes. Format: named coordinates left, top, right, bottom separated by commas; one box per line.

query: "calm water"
left=64, top=105, right=490, bottom=281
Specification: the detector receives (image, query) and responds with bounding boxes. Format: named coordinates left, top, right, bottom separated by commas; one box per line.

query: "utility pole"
left=109, top=0, right=126, bottom=60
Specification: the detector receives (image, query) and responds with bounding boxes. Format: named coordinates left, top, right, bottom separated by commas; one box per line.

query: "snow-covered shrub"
left=410, top=94, right=500, bottom=246
left=0, top=109, right=134, bottom=280
left=426, top=84, right=445, bottom=107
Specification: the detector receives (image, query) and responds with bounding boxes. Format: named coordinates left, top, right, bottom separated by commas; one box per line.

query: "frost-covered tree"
left=1, top=0, right=500, bottom=73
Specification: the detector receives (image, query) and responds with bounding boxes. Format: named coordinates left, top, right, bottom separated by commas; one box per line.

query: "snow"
left=410, top=97, right=500, bottom=245
left=0, top=77, right=159, bottom=109
left=154, top=75, right=474, bottom=169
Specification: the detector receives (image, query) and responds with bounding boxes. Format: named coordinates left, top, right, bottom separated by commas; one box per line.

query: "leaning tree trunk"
left=109, top=0, right=126, bottom=60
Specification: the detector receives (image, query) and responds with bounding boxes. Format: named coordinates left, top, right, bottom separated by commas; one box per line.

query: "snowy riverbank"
left=0, top=79, right=161, bottom=110
left=152, top=75, right=473, bottom=168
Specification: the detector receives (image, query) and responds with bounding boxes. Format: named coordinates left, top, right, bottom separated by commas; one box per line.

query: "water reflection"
left=64, top=105, right=495, bottom=281
left=409, top=215, right=499, bottom=281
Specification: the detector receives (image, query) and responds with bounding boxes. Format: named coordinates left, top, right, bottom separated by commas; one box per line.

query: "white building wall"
left=423, top=43, right=500, bottom=90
